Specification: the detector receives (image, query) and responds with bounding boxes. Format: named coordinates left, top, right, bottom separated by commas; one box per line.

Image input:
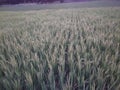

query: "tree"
left=60, top=0, right=64, bottom=3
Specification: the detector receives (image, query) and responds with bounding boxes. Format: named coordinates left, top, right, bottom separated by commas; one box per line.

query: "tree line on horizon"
left=0, top=0, right=119, bottom=6
left=0, top=0, right=98, bottom=5
left=0, top=0, right=65, bottom=5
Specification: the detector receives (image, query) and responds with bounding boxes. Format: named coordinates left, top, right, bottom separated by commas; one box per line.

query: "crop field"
left=0, top=7, right=120, bottom=90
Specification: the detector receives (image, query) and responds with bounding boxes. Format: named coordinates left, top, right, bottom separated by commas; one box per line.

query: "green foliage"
left=0, top=7, right=120, bottom=90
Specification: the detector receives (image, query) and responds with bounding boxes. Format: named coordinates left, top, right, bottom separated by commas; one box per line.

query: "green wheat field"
left=0, top=7, right=120, bottom=90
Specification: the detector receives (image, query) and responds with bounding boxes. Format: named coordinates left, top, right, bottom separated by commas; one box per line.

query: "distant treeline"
left=0, top=0, right=64, bottom=5
left=0, top=0, right=95, bottom=5
left=0, top=0, right=118, bottom=5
